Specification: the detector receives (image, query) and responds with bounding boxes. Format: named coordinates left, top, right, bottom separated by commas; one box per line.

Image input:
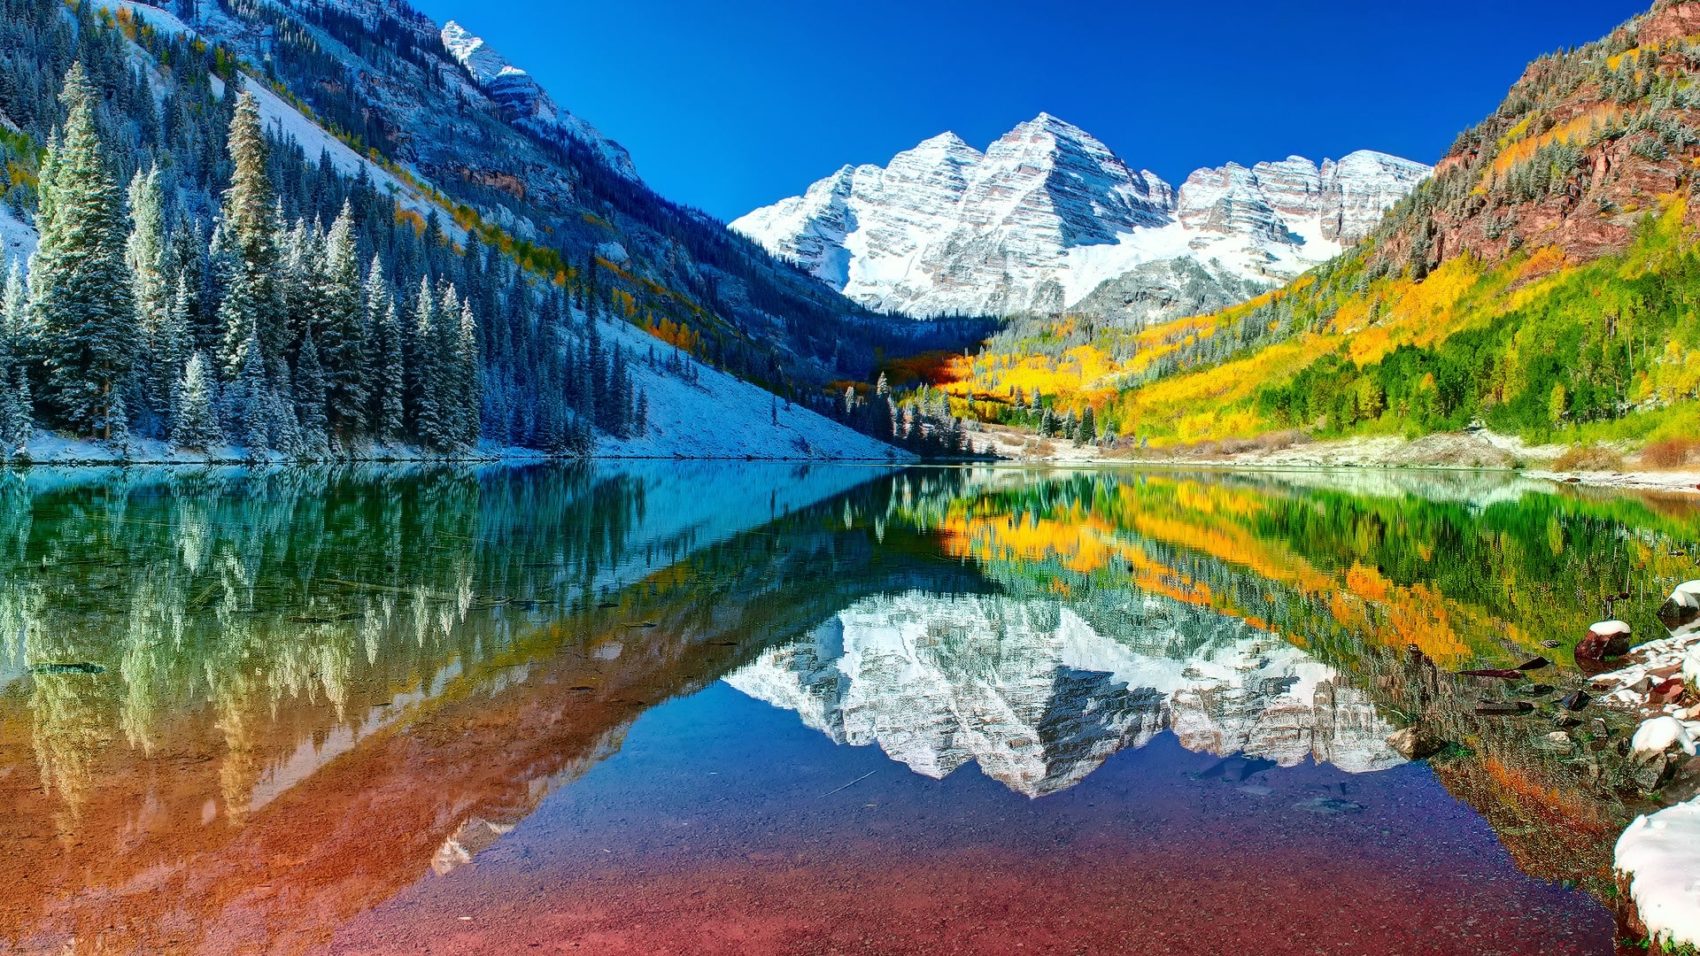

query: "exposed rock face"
left=726, top=591, right=1403, bottom=797
left=439, top=20, right=637, bottom=180
left=1376, top=2, right=1700, bottom=276
left=732, top=114, right=1429, bottom=319
left=1067, top=258, right=1268, bottom=330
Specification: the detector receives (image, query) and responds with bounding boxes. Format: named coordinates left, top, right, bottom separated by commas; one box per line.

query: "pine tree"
left=455, top=296, right=479, bottom=446
left=1076, top=406, right=1096, bottom=445
left=374, top=280, right=405, bottom=443
left=294, top=326, right=328, bottom=451
left=29, top=63, right=135, bottom=439
left=1, top=259, right=24, bottom=342
left=219, top=90, right=283, bottom=380
left=319, top=202, right=366, bottom=439
left=127, top=164, right=171, bottom=419
left=157, top=274, right=193, bottom=418
left=171, top=351, right=221, bottom=449
left=230, top=327, right=269, bottom=453
left=408, top=277, right=445, bottom=448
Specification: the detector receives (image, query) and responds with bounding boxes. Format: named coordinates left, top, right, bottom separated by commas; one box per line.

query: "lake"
left=3, top=462, right=1692, bottom=954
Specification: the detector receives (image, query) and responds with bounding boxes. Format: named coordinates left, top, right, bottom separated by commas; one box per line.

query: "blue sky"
left=411, top=0, right=1650, bottom=222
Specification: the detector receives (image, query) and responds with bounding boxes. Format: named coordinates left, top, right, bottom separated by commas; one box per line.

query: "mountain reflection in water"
left=2, top=463, right=1691, bottom=954
left=728, top=591, right=1402, bottom=797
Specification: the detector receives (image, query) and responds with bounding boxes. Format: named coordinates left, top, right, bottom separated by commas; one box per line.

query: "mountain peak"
left=438, top=18, right=638, bottom=179
left=733, top=116, right=1429, bottom=319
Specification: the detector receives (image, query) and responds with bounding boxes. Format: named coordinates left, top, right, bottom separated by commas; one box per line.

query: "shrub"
left=1553, top=444, right=1626, bottom=471
left=1639, top=437, right=1700, bottom=469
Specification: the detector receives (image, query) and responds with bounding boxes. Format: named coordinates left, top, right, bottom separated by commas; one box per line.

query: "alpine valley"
left=925, top=0, right=1700, bottom=470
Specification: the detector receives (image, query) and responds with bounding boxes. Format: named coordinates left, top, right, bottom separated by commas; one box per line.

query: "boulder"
left=1632, top=715, right=1697, bottom=756
left=1387, top=725, right=1446, bottom=760
left=1577, top=620, right=1631, bottom=662
left=1658, top=581, right=1700, bottom=632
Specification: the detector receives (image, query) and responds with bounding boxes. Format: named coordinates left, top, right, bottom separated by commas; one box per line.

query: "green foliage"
left=1257, top=207, right=1700, bottom=440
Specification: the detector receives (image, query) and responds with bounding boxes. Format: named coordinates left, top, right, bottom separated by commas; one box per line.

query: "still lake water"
left=2, top=462, right=1695, bottom=954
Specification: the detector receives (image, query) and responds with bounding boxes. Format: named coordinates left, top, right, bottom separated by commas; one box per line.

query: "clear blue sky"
left=410, top=0, right=1650, bottom=223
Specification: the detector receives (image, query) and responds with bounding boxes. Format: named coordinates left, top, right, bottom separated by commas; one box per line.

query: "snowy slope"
left=732, top=114, right=1431, bottom=320
left=0, top=204, right=34, bottom=268
left=597, top=313, right=907, bottom=461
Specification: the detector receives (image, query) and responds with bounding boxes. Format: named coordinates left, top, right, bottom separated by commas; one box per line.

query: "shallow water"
left=2, top=463, right=1693, bottom=954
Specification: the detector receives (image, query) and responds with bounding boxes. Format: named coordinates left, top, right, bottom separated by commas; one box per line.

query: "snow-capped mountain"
left=726, top=591, right=1403, bottom=797
left=731, top=114, right=1431, bottom=320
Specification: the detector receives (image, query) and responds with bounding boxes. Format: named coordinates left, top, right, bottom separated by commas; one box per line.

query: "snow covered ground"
left=598, top=316, right=907, bottom=461
left=91, top=0, right=454, bottom=233
left=0, top=203, right=34, bottom=269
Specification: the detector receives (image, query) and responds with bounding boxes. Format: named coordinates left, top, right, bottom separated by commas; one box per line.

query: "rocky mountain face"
left=1371, top=0, right=1700, bottom=274
left=732, top=114, right=1430, bottom=321
left=726, top=591, right=1402, bottom=797
left=437, top=19, right=637, bottom=180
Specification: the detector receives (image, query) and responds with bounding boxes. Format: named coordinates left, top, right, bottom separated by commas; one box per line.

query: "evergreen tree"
left=171, top=351, right=221, bottom=449
left=408, top=277, right=446, bottom=448
left=230, top=327, right=269, bottom=453
left=218, top=91, right=283, bottom=380
left=319, top=202, right=366, bottom=439
left=127, top=164, right=171, bottom=419
left=28, top=63, right=134, bottom=439
left=294, top=326, right=327, bottom=450
left=1076, top=406, right=1096, bottom=445
left=455, top=295, right=479, bottom=446
left=371, top=267, right=405, bottom=443
left=157, top=273, right=193, bottom=418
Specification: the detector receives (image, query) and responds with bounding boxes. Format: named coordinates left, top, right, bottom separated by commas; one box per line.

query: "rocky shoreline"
left=969, top=424, right=1700, bottom=497
left=1588, top=591, right=1700, bottom=953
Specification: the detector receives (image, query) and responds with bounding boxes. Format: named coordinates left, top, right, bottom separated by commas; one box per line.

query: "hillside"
left=0, top=0, right=950, bottom=462
left=732, top=114, right=1428, bottom=325
left=942, top=0, right=1700, bottom=457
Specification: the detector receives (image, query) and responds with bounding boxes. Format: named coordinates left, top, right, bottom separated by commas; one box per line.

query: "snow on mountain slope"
left=726, top=591, right=1402, bottom=797
left=0, top=204, right=34, bottom=268
left=438, top=20, right=638, bottom=180
left=93, top=0, right=452, bottom=232
left=596, top=312, right=908, bottom=461
left=732, top=114, right=1431, bottom=320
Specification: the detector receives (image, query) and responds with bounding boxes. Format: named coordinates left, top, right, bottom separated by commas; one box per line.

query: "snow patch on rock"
left=1617, top=797, right=1700, bottom=951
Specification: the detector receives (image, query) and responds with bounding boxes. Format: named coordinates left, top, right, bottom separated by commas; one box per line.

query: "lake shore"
left=969, top=425, right=1700, bottom=496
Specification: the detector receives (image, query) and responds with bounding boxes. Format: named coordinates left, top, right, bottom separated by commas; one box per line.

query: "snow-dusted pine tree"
left=367, top=257, right=405, bottom=444
left=28, top=63, right=135, bottom=439
left=171, top=352, right=222, bottom=450
left=320, top=203, right=367, bottom=439
left=127, top=164, right=171, bottom=419
left=294, top=326, right=328, bottom=452
left=408, top=277, right=446, bottom=448
left=218, top=91, right=283, bottom=382
left=456, top=296, right=479, bottom=447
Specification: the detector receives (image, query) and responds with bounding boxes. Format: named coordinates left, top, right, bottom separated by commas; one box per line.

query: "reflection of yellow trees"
left=29, top=670, right=112, bottom=833
left=932, top=474, right=1643, bottom=666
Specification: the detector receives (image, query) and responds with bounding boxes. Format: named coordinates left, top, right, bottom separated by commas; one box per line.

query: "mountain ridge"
left=732, top=114, right=1429, bottom=323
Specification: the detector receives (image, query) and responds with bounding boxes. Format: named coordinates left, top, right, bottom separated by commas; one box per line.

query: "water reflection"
left=0, top=462, right=1692, bottom=952
left=729, top=591, right=1401, bottom=797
